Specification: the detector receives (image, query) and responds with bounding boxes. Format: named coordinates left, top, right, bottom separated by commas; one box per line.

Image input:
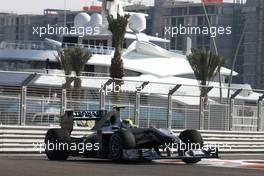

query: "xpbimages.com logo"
left=98, top=82, right=187, bottom=96
left=33, top=141, right=100, bottom=154
left=32, top=24, right=100, bottom=38
left=164, top=24, right=232, bottom=38
left=165, top=142, right=232, bottom=153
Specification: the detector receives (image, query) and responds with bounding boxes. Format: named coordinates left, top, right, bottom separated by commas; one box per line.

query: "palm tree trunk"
left=65, top=76, right=72, bottom=90
left=73, top=77, right=82, bottom=110
left=110, top=47, right=124, bottom=104
left=199, top=82, right=208, bottom=130
left=199, top=95, right=204, bottom=130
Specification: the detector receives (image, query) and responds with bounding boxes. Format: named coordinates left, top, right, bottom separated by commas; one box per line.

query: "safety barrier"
left=0, top=125, right=263, bottom=153
left=0, top=79, right=263, bottom=132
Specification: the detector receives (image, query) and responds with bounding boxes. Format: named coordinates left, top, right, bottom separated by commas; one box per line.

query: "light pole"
left=201, top=1, right=223, bottom=103
left=64, top=0, right=67, bottom=27
left=227, top=20, right=247, bottom=100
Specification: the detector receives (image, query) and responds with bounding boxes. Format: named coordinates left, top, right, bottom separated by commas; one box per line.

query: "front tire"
left=44, top=129, right=70, bottom=161
left=178, top=129, right=203, bottom=164
left=110, top=133, right=123, bottom=161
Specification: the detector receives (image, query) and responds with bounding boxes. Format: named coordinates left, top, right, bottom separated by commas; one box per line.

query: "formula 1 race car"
left=44, top=106, right=218, bottom=163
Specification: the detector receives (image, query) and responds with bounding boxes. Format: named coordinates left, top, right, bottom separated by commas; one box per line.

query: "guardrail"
left=0, top=125, right=263, bottom=153
left=0, top=71, right=263, bottom=131
left=0, top=40, right=57, bottom=50
left=0, top=125, right=90, bottom=153
left=0, top=41, right=115, bottom=55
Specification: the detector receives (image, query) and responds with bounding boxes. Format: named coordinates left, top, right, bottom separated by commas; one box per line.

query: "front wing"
left=122, top=148, right=219, bottom=160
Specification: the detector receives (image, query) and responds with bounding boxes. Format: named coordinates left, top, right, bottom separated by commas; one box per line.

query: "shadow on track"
left=63, top=158, right=158, bottom=165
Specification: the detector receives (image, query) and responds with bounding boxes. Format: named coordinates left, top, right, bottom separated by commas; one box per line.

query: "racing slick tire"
left=110, top=130, right=136, bottom=161
left=110, top=132, right=123, bottom=161
left=178, top=129, right=204, bottom=164
left=44, top=129, right=70, bottom=161
left=119, top=129, right=136, bottom=149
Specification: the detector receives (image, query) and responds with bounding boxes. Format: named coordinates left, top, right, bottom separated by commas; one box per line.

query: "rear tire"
left=45, top=129, right=70, bottom=161
left=178, top=129, right=203, bottom=164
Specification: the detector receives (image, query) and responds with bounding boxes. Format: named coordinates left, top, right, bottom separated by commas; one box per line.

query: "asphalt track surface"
left=0, top=155, right=263, bottom=176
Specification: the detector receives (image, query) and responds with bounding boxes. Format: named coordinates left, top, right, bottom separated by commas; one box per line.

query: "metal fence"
left=0, top=73, right=263, bottom=132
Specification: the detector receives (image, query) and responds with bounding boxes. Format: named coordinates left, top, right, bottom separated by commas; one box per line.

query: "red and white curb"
left=155, top=159, right=264, bottom=169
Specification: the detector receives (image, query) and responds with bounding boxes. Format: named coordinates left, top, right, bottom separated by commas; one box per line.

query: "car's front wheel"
left=178, top=129, right=203, bottom=164
left=110, top=133, right=123, bottom=161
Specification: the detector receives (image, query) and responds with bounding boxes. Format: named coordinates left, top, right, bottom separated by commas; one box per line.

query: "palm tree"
left=56, top=47, right=92, bottom=108
left=69, top=47, right=92, bottom=108
left=187, top=48, right=224, bottom=100
left=187, top=48, right=224, bottom=129
left=107, top=14, right=130, bottom=83
left=68, top=47, right=92, bottom=90
left=55, top=49, right=72, bottom=89
left=107, top=14, right=130, bottom=103
left=56, top=47, right=92, bottom=89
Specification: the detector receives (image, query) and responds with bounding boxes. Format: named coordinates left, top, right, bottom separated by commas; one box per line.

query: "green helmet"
left=122, top=118, right=136, bottom=128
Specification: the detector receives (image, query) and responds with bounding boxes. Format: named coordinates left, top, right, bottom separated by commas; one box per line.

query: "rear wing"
left=66, top=110, right=107, bottom=121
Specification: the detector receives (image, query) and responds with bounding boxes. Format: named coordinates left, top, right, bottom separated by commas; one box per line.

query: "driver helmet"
left=121, top=118, right=136, bottom=128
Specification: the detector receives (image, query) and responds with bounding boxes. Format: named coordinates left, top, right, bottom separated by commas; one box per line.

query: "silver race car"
left=45, top=106, right=218, bottom=163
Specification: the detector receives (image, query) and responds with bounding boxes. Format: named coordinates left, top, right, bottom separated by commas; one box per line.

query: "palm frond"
left=187, top=48, right=224, bottom=96
left=55, top=49, right=72, bottom=76
left=55, top=47, right=92, bottom=90
left=69, top=47, right=92, bottom=76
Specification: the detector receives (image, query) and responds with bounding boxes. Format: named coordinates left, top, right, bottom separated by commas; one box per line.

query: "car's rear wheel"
left=45, top=129, right=70, bottom=160
left=110, top=133, right=123, bottom=161
left=178, top=129, right=203, bottom=164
